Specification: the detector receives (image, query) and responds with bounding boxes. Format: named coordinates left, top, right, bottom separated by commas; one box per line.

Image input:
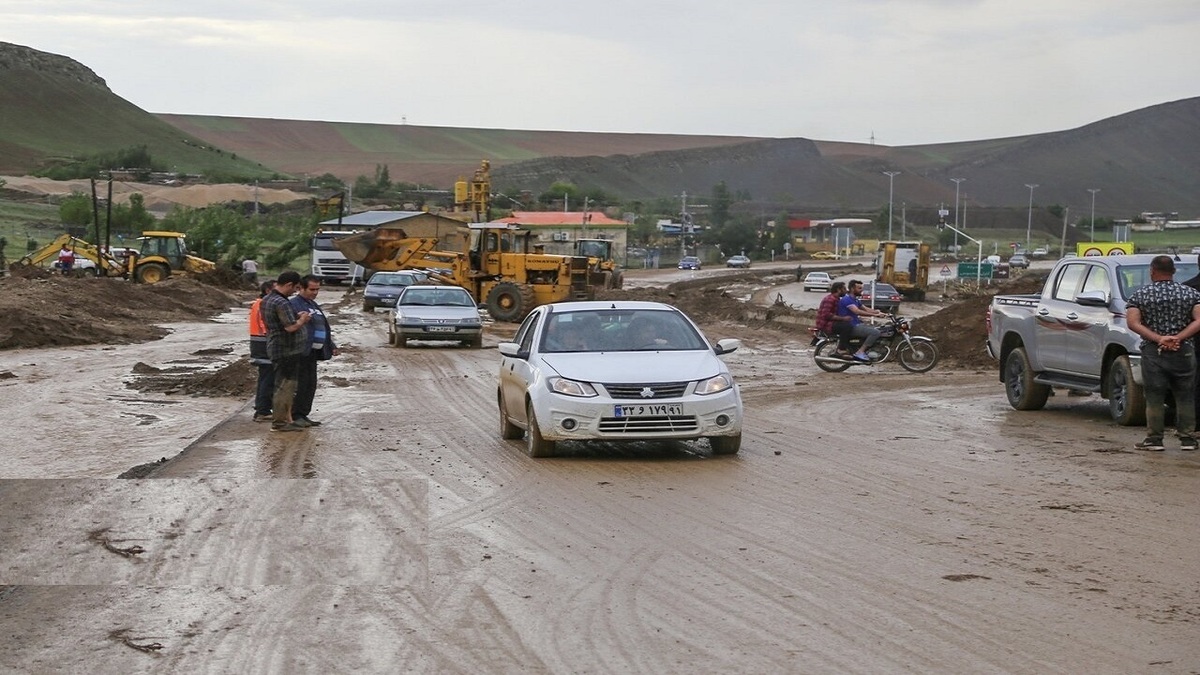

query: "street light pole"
left=951, top=178, right=965, bottom=254
left=1088, top=188, right=1100, bottom=242
left=1025, top=183, right=1039, bottom=252
left=883, top=171, right=900, bottom=240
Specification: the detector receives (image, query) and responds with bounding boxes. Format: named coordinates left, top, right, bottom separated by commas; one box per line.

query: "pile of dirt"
left=0, top=275, right=251, bottom=349
left=127, top=357, right=256, bottom=398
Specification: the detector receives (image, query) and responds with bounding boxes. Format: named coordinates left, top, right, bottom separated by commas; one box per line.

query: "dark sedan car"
left=362, top=270, right=429, bottom=311
left=860, top=281, right=902, bottom=314
left=678, top=256, right=702, bottom=270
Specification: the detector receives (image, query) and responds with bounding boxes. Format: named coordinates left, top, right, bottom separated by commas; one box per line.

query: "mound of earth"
left=0, top=275, right=251, bottom=350
left=128, top=357, right=256, bottom=398
left=912, top=273, right=1047, bottom=368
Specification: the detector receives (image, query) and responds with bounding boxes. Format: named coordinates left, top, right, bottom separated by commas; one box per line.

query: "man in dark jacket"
left=289, top=275, right=338, bottom=427
left=261, top=270, right=310, bottom=433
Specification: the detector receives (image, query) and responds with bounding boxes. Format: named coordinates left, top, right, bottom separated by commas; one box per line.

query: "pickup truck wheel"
left=1108, top=355, right=1146, bottom=426
left=1004, top=347, right=1050, bottom=410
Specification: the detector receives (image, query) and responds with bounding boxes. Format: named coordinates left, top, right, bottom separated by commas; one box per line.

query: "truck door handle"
left=1037, top=309, right=1050, bottom=316
left=1066, top=312, right=1079, bottom=320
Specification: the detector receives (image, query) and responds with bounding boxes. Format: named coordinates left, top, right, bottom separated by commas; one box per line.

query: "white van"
left=985, top=255, right=1002, bottom=265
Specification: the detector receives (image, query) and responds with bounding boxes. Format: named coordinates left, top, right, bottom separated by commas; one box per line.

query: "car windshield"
left=1116, top=262, right=1200, bottom=298
left=370, top=274, right=418, bottom=287
left=541, top=309, right=708, bottom=353
left=399, top=288, right=474, bottom=306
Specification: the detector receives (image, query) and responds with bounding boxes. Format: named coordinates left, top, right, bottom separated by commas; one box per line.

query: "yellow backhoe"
left=12, top=231, right=216, bottom=283
left=335, top=223, right=594, bottom=322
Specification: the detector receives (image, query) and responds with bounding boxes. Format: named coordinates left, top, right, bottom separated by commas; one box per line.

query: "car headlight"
left=548, top=377, right=598, bottom=398
left=695, top=373, right=733, bottom=395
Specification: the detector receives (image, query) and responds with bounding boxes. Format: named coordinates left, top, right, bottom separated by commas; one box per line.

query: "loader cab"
left=469, top=223, right=523, bottom=273
left=137, top=232, right=188, bottom=271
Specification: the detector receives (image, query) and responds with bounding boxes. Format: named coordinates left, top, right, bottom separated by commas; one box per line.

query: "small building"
left=318, top=210, right=471, bottom=251
left=494, top=211, right=630, bottom=256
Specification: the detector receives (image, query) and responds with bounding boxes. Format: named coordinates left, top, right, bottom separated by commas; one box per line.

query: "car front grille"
left=602, top=382, right=689, bottom=399
left=598, top=416, right=699, bottom=433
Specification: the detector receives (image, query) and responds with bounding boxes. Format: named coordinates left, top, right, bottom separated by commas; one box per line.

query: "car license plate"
left=427, top=326, right=455, bottom=333
left=614, top=403, right=683, bottom=417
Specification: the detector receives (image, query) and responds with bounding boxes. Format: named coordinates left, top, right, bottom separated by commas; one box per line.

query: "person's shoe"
left=253, top=413, right=273, bottom=422
left=852, top=353, right=871, bottom=362
left=270, top=423, right=306, bottom=433
left=1181, top=438, right=1198, bottom=451
left=1135, top=437, right=1165, bottom=451
left=294, top=416, right=322, bottom=427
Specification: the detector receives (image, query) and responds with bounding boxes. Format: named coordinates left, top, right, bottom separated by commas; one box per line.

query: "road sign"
left=957, top=262, right=994, bottom=278
left=940, top=265, right=952, bottom=277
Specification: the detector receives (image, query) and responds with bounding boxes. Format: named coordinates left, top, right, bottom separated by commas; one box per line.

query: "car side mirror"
left=497, top=342, right=528, bottom=359
left=1075, top=290, right=1110, bottom=307
left=714, top=338, right=741, bottom=355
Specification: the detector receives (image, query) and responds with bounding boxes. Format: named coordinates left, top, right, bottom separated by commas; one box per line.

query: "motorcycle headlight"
left=695, top=373, right=733, bottom=395
left=548, top=377, right=598, bottom=398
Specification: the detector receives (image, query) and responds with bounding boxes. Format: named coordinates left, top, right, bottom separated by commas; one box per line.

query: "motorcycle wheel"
left=897, top=338, right=939, bottom=373
left=813, top=340, right=853, bottom=373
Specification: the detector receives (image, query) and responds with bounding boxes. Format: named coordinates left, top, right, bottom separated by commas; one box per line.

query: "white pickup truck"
left=986, top=253, right=1199, bottom=425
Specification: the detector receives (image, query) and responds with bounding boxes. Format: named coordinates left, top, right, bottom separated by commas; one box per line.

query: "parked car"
left=388, top=285, right=483, bottom=348
left=362, top=270, right=429, bottom=311
left=496, top=301, right=744, bottom=457
left=1032, top=247, right=1049, bottom=257
left=1008, top=254, right=1031, bottom=269
left=811, top=251, right=841, bottom=260
left=678, top=256, right=702, bottom=270
left=725, top=255, right=751, bottom=268
left=802, top=271, right=832, bottom=292
left=860, top=281, right=902, bottom=313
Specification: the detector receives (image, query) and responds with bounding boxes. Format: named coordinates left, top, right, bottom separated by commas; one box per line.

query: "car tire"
left=709, top=434, right=741, bottom=455
left=525, top=402, right=556, bottom=458
left=387, top=327, right=397, bottom=346
left=471, top=334, right=483, bottom=349
left=397, top=335, right=408, bottom=348
left=498, top=392, right=523, bottom=440
left=362, top=302, right=373, bottom=312
left=1108, top=354, right=1146, bottom=426
left=1004, top=346, right=1050, bottom=411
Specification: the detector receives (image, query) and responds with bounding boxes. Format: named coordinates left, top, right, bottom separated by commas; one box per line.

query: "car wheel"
left=1108, top=354, right=1146, bottom=426
left=471, top=334, right=484, bottom=349
left=498, top=392, right=524, bottom=440
left=1004, top=347, right=1050, bottom=411
left=362, top=302, right=373, bottom=312
left=387, top=326, right=397, bottom=346
left=709, top=434, right=741, bottom=455
left=525, top=402, right=556, bottom=458
left=397, top=335, right=408, bottom=348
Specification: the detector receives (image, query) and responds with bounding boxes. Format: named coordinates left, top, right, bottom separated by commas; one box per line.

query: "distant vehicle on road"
left=1008, top=254, right=1031, bottom=269
left=725, top=255, right=751, bottom=268
left=861, top=281, right=902, bottom=313
left=811, top=251, right=841, bottom=260
left=803, top=271, right=832, bottom=292
left=1032, top=247, right=1049, bottom=257
left=678, top=256, right=702, bottom=270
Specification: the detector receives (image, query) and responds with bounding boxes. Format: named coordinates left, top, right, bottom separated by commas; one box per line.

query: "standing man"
left=248, top=280, right=276, bottom=422
left=241, top=257, right=259, bottom=287
left=289, top=275, right=338, bottom=428
left=837, top=279, right=889, bottom=362
left=1126, top=255, right=1200, bottom=451
left=57, top=243, right=75, bottom=276
left=260, top=270, right=311, bottom=433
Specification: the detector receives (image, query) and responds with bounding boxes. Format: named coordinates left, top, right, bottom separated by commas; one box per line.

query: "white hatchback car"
left=496, top=301, right=744, bottom=457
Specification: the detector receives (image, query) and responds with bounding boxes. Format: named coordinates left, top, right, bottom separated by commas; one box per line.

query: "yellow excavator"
left=13, top=231, right=216, bottom=283
left=335, top=223, right=594, bottom=322
left=574, top=238, right=623, bottom=289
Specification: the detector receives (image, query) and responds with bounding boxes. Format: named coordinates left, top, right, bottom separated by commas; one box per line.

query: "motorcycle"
left=810, top=314, right=939, bottom=373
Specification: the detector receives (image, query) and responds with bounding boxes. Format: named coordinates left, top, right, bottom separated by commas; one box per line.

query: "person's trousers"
left=271, top=355, right=302, bottom=426
left=850, top=323, right=882, bottom=352
left=294, top=355, right=320, bottom=419
left=254, top=362, right=275, bottom=416
left=1141, top=346, right=1196, bottom=440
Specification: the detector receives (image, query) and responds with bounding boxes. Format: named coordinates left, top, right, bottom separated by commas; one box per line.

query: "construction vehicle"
left=334, top=223, right=594, bottom=322
left=12, top=231, right=216, bottom=283
left=574, top=238, right=624, bottom=289
left=874, top=241, right=931, bottom=301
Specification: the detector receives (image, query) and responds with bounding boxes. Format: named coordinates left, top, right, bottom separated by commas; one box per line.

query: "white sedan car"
left=802, top=271, right=832, bottom=292
left=497, top=301, right=744, bottom=457
left=388, top=285, right=484, bottom=348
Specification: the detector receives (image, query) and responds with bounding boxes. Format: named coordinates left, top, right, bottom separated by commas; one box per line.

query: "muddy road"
left=0, top=269, right=1198, bottom=673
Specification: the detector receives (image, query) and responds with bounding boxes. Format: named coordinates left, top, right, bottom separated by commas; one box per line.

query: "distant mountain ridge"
left=2, top=42, right=1198, bottom=215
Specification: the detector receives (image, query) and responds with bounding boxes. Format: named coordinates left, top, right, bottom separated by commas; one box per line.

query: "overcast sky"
left=4, top=1, right=1198, bottom=145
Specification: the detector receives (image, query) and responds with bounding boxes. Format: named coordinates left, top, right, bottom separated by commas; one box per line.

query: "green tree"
left=710, top=181, right=733, bottom=228
left=539, top=181, right=581, bottom=206
left=160, top=205, right=264, bottom=264
left=109, top=193, right=156, bottom=237
left=59, top=193, right=93, bottom=227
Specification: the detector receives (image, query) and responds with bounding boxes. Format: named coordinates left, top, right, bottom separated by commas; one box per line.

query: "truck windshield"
left=312, top=235, right=342, bottom=251
left=1116, top=262, right=1200, bottom=298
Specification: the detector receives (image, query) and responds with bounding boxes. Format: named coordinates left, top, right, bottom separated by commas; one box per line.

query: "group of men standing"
left=249, top=271, right=338, bottom=433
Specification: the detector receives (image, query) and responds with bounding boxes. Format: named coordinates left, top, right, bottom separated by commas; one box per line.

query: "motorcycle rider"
left=815, top=281, right=852, bottom=356
left=837, top=279, right=889, bottom=362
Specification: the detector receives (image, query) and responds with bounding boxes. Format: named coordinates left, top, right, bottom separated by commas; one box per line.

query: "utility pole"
left=883, top=171, right=900, bottom=240
left=951, top=178, right=965, bottom=254
left=1088, top=188, right=1101, bottom=242
left=1025, top=183, right=1039, bottom=252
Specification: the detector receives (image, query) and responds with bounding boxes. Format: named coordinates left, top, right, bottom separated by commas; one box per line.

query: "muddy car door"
left=499, top=308, right=543, bottom=424
left=1058, top=262, right=1117, bottom=375
left=1033, top=262, right=1089, bottom=372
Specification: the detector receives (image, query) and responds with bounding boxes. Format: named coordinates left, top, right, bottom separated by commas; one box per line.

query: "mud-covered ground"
left=0, top=263, right=1196, bottom=674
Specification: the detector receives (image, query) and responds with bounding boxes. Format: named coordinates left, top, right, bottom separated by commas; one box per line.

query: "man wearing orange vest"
left=249, top=280, right=275, bottom=421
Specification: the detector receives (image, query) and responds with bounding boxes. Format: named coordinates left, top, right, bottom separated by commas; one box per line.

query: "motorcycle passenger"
left=816, top=281, right=852, bottom=356
left=837, top=279, right=889, bottom=362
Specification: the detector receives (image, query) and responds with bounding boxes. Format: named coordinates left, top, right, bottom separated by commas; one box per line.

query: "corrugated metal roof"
left=496, top=211, right=628, bottom=227
left=318, top=211, right=428, bottom=227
